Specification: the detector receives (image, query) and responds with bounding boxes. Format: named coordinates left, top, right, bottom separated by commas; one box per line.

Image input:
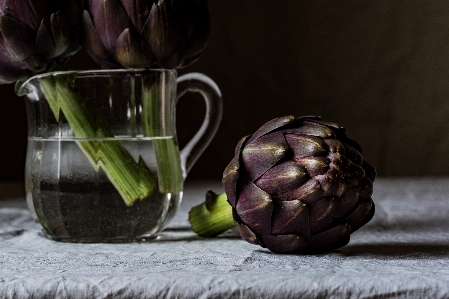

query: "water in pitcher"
left=26, top=136, right=183, bottom=242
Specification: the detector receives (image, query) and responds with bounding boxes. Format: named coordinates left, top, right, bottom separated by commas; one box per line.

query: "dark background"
left=1, top=0, right=449, bottom=183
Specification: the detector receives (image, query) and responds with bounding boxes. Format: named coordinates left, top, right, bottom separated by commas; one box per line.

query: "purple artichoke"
left=82, top=0, right=210, bottom=69
left=221, top=116, right=376, bottom=254
left=0, top=0, right=83, bottom=84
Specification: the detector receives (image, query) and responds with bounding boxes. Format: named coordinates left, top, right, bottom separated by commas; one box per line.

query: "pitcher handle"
left=177, top=73, right=223, bottom=177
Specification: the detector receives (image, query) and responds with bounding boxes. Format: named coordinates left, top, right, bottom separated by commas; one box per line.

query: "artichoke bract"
left=82, top=0, right=210, bottom=69
left=0, top=0, right=83, bottom=84
left=222, top=115, right=376, bottom=254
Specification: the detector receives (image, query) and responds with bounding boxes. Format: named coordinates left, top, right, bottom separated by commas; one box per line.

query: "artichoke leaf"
left=271, top=200, right=310, bottom=236
left=294, top=156, right=329, bottom=177
left=342, top=141, right=363, bottom=165
left=222, top=155, right=241, bottom=208
left=287, top=179, right=323, bottom=204
left=0, top=65, right=29, bottom=84
left=144, top=1, right=186, bottom=61
left=81, top=10, right=118, bottom=68
left=50, top=11, right=71, bottom=57
left=36, top=19, right=55, bottom=57
left=339, top=187, right=359, bottom=218
left=114, top=28, right=155, bottom=68
left=0, top=14, right=35, bottom=62
left=307, top=223, right=351, bottom=251
left=309, top=197, right=339, bottom=234
left=247, top=115, right=295, bottom=143
left=93, top=0, right=134, bottom=51
left=3, top=0, right=51, bottom=31
left=283, top=120, right=335, bottom=139
left=236, top=180, right=273, bottom=236
left=345, top=200, right=373, bottom=231
left=120, top=0, right=152, bottom=31
left=324, top=139, right=346, bottom=154
left=285, top=134, right=328, bottom=158
left=358, top=176, right=374, bottom=201
left=238, top=224, right=262, bottom=246
left=254, top=161, right=308, bottom=201
left=242, top=131, right=288, bottom=181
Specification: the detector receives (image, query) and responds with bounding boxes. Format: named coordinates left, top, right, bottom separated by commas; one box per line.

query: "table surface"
left=1, top=178, right=449, bottom=299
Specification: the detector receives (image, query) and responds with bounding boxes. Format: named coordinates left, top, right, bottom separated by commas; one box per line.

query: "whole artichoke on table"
left=0, top=0, right=83, bottom=84
left=189, top=116, right=376, bottom=254
left=82, top=0, right=210, bottom=69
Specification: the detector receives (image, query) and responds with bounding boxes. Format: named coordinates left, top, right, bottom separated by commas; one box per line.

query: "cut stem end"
left=189, top=191, right=236, bottom=237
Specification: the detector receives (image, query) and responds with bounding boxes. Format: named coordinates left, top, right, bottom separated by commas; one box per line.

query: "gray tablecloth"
left=1, top=178, right=449, bottom=299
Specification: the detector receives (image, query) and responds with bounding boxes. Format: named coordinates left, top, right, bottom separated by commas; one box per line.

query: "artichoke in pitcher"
left=190, top=116, right=376, bottom=254
left=0, top=0, right=83, bottom=84
left=82, top=0, right=210, bottom=69
left=79, top=0, right=211, bottom=204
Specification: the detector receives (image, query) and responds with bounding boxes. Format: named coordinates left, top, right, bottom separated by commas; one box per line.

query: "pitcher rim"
left=16, top=68, right=178, bottom=97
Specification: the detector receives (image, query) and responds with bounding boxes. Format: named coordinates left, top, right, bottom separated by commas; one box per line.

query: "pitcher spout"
left=15, top=77, right=35, bottom=98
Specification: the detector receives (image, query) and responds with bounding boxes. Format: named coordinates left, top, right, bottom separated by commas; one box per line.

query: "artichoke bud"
left=83, top=0, right=210, bottom=70
left=0, top=0, right=83, bottom=84
left=223, top=116, right=376, bottom=254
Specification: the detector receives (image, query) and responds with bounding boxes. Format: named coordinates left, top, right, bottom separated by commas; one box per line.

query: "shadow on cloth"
left=361, top=217, right=449, bottom=233
left=339, top=243, right=449, bottom=257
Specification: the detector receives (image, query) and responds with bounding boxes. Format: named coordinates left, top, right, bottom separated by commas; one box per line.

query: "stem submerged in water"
left=141, top=78, right=183, bottom=194
left=39, top=74, right=158, bottom=206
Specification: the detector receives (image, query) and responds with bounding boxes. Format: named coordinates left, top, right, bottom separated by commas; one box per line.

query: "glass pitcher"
left=16, top=69, right=222, bottom=242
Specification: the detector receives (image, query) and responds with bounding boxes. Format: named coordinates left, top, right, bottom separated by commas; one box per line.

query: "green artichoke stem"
left=141, top=80, right=183, bottom=194
left=39, top=73, right=158, bottom=206
left=189, top=191, right=237, bottom=237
